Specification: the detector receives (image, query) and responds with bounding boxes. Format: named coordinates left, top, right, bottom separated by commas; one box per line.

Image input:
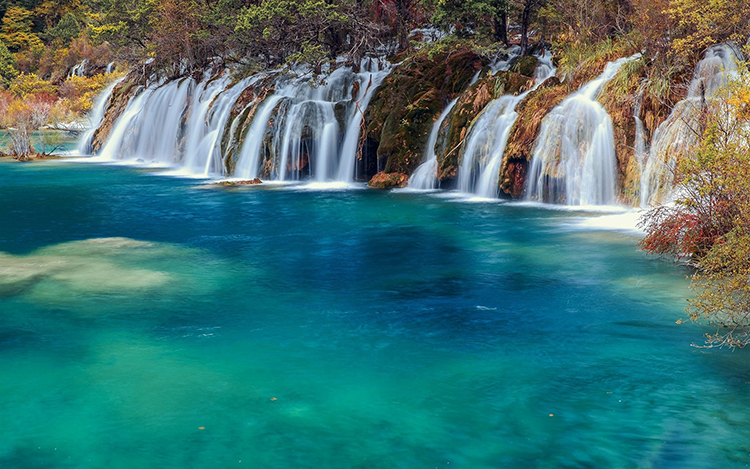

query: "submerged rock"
left=217, top=178, right=263, bottom=186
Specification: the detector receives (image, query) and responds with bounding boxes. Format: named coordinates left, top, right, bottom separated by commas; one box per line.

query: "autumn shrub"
left=639, top=69, right=750, bottom=348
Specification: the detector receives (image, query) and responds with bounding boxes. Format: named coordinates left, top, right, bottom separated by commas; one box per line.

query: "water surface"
left=1, top=160, right=748, bottom=468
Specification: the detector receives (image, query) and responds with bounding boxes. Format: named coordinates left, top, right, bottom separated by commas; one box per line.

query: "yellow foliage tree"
left=667, top=0, right=750, bottom=63
left=8, top=73, right=58, bottom=98
left=0, top=6, right=43, bottom=52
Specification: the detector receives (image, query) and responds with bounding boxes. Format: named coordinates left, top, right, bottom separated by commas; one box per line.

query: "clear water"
left=0, top=131, right=80, bottom=155
left=1, top=160, right=749, bottom=468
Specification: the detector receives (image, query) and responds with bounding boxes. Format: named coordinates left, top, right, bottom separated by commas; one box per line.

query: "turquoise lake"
left=1, top=159, right=749, bottom=468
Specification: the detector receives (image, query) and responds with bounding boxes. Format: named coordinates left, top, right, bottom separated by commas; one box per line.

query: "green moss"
left=436, top=70, right=534, bottom=185
left=365, top=42, right=486, bottom=176
left=510, top=56, right=539, bottom=77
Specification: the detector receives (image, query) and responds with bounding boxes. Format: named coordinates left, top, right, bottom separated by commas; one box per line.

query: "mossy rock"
left=91, top=79, right=139, bottom=153
left=437, top=70, right=534, bottom=188
left=599, top=61, right=645, bottom=205
left=510, top=56, right=539, bottom=78
left=365, top=44, right=485, bottom=177
left=367, top=171, right=409, bottom=189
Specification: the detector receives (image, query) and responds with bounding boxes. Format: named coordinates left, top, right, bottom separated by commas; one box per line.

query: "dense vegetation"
left=639, top=70, right=750, bottom=349
left=0, top=0, right=749, bottom=347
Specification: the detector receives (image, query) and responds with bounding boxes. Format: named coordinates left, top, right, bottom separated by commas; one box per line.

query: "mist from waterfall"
left=525, top=54, right=640, bottom=206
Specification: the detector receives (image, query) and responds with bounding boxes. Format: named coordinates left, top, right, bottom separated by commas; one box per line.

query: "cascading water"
left=234, top=58, right=391, bottom=183
left=408, top=98, right=458, bottom=190
left=93, top=73, right=260, bottom=177
left=458, top=95, right=525, bottom=197
left=100, top=78, right=194, bottom=165
left=457, top=52, right=557, bottom=198
left=77, top=77, right=125, bottom=155
left=179, top=75, right=260, bottom=176
left=69, top=59, right=88, bottom=78
left=640, top=44, right=740, bottom=206
left=525, top=54, right=640, bottom=206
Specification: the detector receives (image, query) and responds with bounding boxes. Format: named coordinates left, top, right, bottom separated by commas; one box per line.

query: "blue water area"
left=1, top=160, right=749, bottom=468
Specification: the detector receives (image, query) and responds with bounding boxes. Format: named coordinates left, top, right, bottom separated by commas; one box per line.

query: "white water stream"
left=640, top=44, right=739, bottom=206
left=408, top=98, right=458, bottom=190
left=234, top=58, right=391, bottom=182
left=525, top=54, right=640, bottom=205
left=457, top=51, right=557, bottom=198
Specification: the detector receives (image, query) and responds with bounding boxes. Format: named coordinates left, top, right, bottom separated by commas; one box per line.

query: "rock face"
left=221, top=74, right=278, bottom=176
left=90, top=79, right=139, bottom=153
left=364, top=45, right=485, bottom=183
left=367, top=171, right=409, bottom=189
left=437, top=70, right=535, bottom=190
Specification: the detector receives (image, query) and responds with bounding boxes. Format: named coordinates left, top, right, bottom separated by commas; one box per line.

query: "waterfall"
left=77, top=77, right=125, bottom=155
left=458, top=95, right=526, bottom=197
left=179, top=76, right=260, bottom=176
left=69, top=59, right=88, bottom=78
left=633, top=92, right=649, bottom=207
left=234, top=58, right=391, bottom=182
left=534, top=50, right=556, bottom=84
left=106, top=62, right=115, bottom=74
left=457, top=52, right=557, bottom=198
left=640, top=44, right=740, bottom=206
left=93, top=72, right=259, bottom=177
left=87, top=58, right=389, bottom=180
left=408, top=98, right=458, bottom=190
left=526, top=54, right=640, bottom=206
left=104, top=78, right=194, bottom=165
left=337, top=60, right=390, bottom=182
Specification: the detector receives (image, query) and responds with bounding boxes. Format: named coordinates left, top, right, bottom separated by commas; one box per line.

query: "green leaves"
left=235, top=0, right=357, bottom=68
left=0, top=39, right=18, bottom=85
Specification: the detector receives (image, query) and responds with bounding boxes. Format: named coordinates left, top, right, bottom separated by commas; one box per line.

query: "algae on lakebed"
left=0, top=237, right=238, bottom=309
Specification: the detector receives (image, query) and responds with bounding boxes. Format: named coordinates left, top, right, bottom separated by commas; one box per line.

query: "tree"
left=87, top=0, right=154, bottom=54
left=0, top=5, right=43, bottom=51
left=0, top=39, right=18, bottom=85
left=513, top=0, right=546, bottom=55
left=1, top=92, right=53, bottom=158
left=235, top=0, right=365, bottom=69
left=540, top=0, right=629, bottom=46
left=427, top=0, right=509, bottom=45
left=667, top=0, right=750, bottom=64
left=639, top=70, right=750, bottom=348
left=147, top=0, right=216, bottom=74
left=44, top=11, right=81, bottom=44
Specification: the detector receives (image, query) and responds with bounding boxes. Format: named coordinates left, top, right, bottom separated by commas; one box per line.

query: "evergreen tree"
left=45, top=11, right=80, bottom=44
left=0, top=39, right=18, bottom=85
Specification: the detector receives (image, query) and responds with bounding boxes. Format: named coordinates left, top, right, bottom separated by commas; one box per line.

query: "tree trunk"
left=520, top=1, right=532, bottom=56
left=494, top=10, right=508, bottom=46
